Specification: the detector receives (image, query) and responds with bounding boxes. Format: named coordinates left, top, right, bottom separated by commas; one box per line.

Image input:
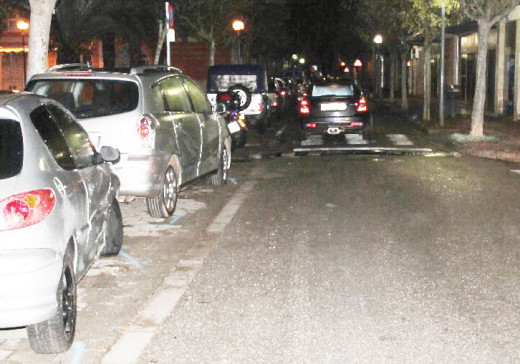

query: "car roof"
left=29, top=64, right=182, bottom=82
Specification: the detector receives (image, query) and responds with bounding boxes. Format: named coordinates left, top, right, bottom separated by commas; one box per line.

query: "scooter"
left=216, top=91, right=248, bottom=150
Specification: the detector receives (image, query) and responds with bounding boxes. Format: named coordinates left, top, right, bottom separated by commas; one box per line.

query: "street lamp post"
left=232, top=19, right=245, bottom=63
left=373, top=34, right=383, bottom=98
left=16, top=19, right=29, bottom=86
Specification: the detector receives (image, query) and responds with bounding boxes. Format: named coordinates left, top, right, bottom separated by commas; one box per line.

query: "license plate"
left=227, top=121, right=241, bottom=134
left=321, top=102, right=347, bottom=111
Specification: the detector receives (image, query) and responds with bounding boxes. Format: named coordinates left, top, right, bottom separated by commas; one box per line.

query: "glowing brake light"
left=300, top=99, right=310, bottom=114
left=281, top=90, right=287, bottom=96
left=306, top=122, right=317, bottom=128
left=0, top=189, right=55, bottom=231
left=355, top=97, right=368, bottom=112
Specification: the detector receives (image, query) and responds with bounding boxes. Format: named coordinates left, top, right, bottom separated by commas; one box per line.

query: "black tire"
left=227, top=84, right=252, bottom=111
left=27, top=253, right=76, bottom=354
left=231, top=130, right=247, bottom=150
left=101, top=199, right=123, bottom=256
left=211, top=147, right=229, bottom=186
left=146, top=166, right=178, bottom=218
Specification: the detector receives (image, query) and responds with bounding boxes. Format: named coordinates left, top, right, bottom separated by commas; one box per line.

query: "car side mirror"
left=99, top=145, right=120, bottom=164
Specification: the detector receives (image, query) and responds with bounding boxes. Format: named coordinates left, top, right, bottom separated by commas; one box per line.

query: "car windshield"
left=209, top=75, right=258, bottom=93
left=311, top=84, right=355, bottom=97
left=26, top=79, right=139, bottom=119
left=0, top=119, right=23, bottom=179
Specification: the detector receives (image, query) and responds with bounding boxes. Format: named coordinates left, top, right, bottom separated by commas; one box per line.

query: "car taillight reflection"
left=355, top=97, right=368, bottom=113
left=0, top=189, right=55, bottom=231
left=300, top=99, right=310, bottom=114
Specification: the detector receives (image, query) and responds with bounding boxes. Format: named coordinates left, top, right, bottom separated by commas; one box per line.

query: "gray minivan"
left=27, top=65, right=232, bottom=218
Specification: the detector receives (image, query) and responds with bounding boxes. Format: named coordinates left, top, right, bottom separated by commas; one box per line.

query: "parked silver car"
left=27, top=65, right=232, bottom=218
left=0, top=93, right=122, bottom=353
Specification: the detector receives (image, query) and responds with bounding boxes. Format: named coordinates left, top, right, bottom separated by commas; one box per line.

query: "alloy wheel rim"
left=164, top=168, right=177, bottom=213
left=222, top=149, right=228, bottom=182
left=61, top=268, right=74, bottom=338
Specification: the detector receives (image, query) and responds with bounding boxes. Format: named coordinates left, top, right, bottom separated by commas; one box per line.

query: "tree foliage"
left=174, top=0, right=251, bottom=65
left=54, top=0, right=162, bottom=66
left=288, top=0, right=363, bottom=73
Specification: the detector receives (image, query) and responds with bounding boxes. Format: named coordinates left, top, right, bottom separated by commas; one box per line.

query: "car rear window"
left=209, top=75, right=258, bottom=93
left=312, top=84, right=356, bottom=97
left=26, top=79, right=139, bottom=119
left=0, top=119, right=23, bottom=179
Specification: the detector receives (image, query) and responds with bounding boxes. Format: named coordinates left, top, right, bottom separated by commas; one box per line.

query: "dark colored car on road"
left=299, top=79, right=373, bottom=139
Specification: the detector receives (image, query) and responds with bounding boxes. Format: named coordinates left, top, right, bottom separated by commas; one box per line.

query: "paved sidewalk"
left=382, top=97, right=520, bottom=164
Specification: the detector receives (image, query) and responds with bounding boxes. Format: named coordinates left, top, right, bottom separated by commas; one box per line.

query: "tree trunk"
left=27, top=0, right=57, bottom=82
left=390, top=50, right=396, bottom=102
left=423, top=37, right=432, bottom=121
left=401, top=50, right=408, bottom=111
left=209, top=39, right=216, bottom=66
left=102, top=32, right=116, bottom=69
left=470, top=21, right=491, bottom=138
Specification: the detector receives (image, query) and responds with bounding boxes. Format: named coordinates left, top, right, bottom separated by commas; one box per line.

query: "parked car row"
left=0, top=64, right=232, bottom=354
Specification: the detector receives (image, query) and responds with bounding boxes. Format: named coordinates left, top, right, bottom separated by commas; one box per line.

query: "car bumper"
left=0, top=249, right=61, bottom=328
left=302, top=115, right=368, bottom=135
left=112, top=152, right=168, bottom=197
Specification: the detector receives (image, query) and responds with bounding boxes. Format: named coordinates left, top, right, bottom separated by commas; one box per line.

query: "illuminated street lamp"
left=232, top=19, right=245, bottom=63
left=373, top=34, right=383, bottom=98
left=16, top=19, right=29, bottom=85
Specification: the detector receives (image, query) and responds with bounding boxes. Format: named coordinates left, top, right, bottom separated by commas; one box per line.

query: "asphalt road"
left=2, top=106, right=520, bottom=363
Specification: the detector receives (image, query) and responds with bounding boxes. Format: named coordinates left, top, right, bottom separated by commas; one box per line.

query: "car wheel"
left=211, top=147, right=229, bottom=186
left=146, top=166, right=178, bottom=218
left=227, top=84, right=252, bottom=111
left=101, top=198, right=123, bottom=256
left=26, top=253, right=76, bottom=354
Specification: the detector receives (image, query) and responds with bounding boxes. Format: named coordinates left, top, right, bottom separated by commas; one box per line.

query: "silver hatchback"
left=27, top=65, right=232, bottom=218
left=0, top=93, right=122, bottom=353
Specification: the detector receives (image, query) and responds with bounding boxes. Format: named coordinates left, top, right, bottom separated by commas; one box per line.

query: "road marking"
left=207, top=180, right=256, bottom=233
left=387, top=134, right=414, bottom=146
left=276, top=124, right=288, bottom=137
left=102, top=178, right=257, bottom=364
left=71, top=341, right=86, bottom=364
left=301, top=135, right=323, bottom=146
left=345, top=133, right=368, bottom=145
left=119, top=249, right=143, bottom=270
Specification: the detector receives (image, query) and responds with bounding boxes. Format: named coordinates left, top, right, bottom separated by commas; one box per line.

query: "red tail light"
left=281, top=90, right=287, bottom=96
left=350, top=121, right=362, bottom=127
left=0, top=189, right=56, bottom=231
left=300, top=99, right=310, bottom=114
left=272, top=101, right=278, bottom=107
left=355, top=97, right=368, bottom=112
left=137, top=117, right=151, bottom=138
left=306, top=122, right=317, bottom=128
